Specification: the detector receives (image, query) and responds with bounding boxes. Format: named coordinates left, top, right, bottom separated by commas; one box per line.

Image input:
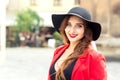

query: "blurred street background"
left=0, top=0, right=120, bottom=80
left=0, top=47, right=120, bottom=80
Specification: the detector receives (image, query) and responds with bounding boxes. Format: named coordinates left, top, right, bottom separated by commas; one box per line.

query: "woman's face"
left=65, top=16, right=85, bottom=43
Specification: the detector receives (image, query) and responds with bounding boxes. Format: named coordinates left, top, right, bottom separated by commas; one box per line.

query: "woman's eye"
left=77, top=24, right=84, bottom=28
left=66, top=23, right=71, bottom=27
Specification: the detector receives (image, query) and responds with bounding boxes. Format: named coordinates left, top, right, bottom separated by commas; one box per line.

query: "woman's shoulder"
left=85, top=49, right=106, bottom=62
left=78, top=48, right=106, bottom=62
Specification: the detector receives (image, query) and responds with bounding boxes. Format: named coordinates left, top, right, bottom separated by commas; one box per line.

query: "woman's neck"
left=67, top=42, right=78, bottom=51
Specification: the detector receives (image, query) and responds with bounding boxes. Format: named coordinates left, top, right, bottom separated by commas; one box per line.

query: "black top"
left=50, top=56, right=76, bottom=80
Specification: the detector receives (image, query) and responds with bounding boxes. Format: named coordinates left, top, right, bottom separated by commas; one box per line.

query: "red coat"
left=48, top=44, right=107, bottom=80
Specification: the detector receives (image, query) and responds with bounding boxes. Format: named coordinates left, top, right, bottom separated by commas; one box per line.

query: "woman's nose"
left=69, top=26, right=76, bottom=33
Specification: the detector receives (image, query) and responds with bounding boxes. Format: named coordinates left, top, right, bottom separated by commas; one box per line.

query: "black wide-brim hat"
left=52, top=7, right=101, bottom=41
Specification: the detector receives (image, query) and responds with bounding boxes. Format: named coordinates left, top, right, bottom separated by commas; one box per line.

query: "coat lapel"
left=51, top=44, right=69, bottom=66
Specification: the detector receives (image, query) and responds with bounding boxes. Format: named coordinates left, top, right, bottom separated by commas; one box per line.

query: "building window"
left=53, top=0, right=61, bottom=6
left=30, top=0, right=37, bottom=6
left=75, top=0, right=80, bottom=5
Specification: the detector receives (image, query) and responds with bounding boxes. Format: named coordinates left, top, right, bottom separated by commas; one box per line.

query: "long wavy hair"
left=55, top=15, right=93, bottom=80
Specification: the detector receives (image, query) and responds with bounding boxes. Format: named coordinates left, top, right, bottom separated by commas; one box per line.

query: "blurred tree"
left=53, top=31, right=63, bottom=47
left=15, top=9, right=43, bottom=32
left=53, top=31, right=62, bottom=41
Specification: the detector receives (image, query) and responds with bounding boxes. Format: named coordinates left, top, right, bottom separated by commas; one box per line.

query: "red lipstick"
left=69, top=34, right=77, bottom=38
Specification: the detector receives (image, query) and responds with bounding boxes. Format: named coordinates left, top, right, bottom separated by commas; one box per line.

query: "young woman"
left=48, top=7, right=107, bottom=80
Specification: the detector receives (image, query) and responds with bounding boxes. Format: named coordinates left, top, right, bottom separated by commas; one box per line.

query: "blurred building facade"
left=6, top=0, right=120, bottom=34
left=6, top=0, right=82, bottom=26
left=5, top=0, right=120, bottom=47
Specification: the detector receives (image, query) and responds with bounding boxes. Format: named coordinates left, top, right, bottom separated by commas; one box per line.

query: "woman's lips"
left=69, top=34, right=77, bottom=38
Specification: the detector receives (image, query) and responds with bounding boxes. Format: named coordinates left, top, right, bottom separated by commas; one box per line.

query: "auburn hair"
left=56, top=16, right=93, bottom=80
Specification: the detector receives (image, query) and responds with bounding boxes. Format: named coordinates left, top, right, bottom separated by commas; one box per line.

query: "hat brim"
left=52, top=14, right=101, bottom=41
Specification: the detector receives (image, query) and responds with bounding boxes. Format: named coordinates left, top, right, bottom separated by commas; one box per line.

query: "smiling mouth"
left=69, top=34, right=77, bottom=38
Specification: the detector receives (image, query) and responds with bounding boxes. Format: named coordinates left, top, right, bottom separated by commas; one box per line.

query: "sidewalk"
left=0, top=47, right=54, bottom=80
